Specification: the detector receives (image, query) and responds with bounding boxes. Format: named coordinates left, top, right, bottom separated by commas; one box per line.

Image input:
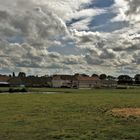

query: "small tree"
left=12, top=72, right=15, bottom=77
left=18, top=72, right=26, bottom=77
left=81, top=74, right=89, bottom=77
left=107, top=75, right=116, bottom=80
left=92, top=74, right=99, bottom=78
left=134, top=74, right=140, bottom=85
left=100, top=74, right=107, bottom=80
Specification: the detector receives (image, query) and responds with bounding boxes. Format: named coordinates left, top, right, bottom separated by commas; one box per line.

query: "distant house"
left=0, top=82, right=9, bottom=87
left=52, top=75, right=101, bottom=88
left=8, top=77, right=23, bottom=87
left=52, top=75, right=76, bottom=88
left=0, top=75, right=10, bottom=87
left=75, top=75, right=101, bottom=88
left=8, top=77, right=52, bottom=87
left=0, top=75, right=10, bottom=82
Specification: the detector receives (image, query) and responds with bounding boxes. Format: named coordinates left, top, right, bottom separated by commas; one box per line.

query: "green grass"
left=0, top=89, right=140, bottom=140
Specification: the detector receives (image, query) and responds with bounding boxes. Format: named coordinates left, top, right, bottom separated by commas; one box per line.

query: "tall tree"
left=12, top=72, right=15, bottom=77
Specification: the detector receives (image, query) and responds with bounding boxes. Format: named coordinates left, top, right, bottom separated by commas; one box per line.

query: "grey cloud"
left=47, top=63, right=69, bottom=70
left=48, top=52, right=61, bottom=59
left=125, top=0, right=140, bottom=15
left=0, top=10, right=9, bottom=20
left=0, top=0, right=69, bottom=41
left=63, top=55, right=84, bottom=65
left=100, top=49, right=117, bottom=59
left=0, top=0, right=73, bottom=74
left=85, top=54, right=104, bottom=65
left=72, top=30, right=101, bottom=44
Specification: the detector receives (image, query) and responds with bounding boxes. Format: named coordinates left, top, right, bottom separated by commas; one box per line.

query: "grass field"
left=0, top=88, right=140, bottom=140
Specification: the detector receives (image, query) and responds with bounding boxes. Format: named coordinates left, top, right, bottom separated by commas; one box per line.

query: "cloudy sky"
left=0, top=0, right=140, bottom=76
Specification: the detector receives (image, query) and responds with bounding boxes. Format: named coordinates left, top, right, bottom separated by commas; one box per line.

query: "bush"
left=116, top=86, right=127, bottom=89
left=20, top=88, right=28, bottom=92
left=8, top=87, right=28, bottom=93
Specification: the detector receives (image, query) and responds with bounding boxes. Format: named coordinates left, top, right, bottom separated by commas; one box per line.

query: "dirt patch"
left=111, top=108, right=140, bottom=117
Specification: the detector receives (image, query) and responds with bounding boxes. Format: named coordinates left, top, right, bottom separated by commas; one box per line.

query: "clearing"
left=111, top=108, right=140, bottom=117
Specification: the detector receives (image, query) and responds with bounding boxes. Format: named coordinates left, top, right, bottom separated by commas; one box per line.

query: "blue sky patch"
left=48, top=45, right=81, bottom=55
left=83, top=0, right=115, bottom=9
left=92, top=21, right=129, bottom=32
left=89, top=12, right=117, bottom=28
left=7, top=35, right=24, bottom=44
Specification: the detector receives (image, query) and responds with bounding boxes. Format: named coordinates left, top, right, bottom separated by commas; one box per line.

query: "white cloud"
left=112, top=0, right=129, bottom=22
left=0, top=0, right=140, bottom=75
left=113, top=0, right=140, bottom=22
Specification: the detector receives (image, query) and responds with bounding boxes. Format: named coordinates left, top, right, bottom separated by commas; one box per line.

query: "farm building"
left=52, top=75, right=77, bottom=88
left=52, top=75, right=101, bottom=88
left=75, top=75, right=101, bottom=88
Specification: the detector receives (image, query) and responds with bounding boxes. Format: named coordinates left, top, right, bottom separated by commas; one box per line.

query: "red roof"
left=0, top=75, right=10, bottom=82
left=75, top=76, right=100, bottom=81
left=52, top=75, right=75, bottom=80
left=52, top=75, right=100, bottom=81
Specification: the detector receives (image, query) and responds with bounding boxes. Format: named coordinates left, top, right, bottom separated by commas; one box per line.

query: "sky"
left=0, top=0, right=140, bottom=76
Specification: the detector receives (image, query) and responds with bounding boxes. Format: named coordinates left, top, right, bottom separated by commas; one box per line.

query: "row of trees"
left=91, top=74, right=140, bottom=85
left=117, top=75, right=140, bottom=85
left=9, top=72, right=26, bottom=78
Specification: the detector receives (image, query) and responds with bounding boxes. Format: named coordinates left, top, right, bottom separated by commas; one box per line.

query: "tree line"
left=91, top=74, right=140, bottom=85
left=2, top=72, right=140, bottom=85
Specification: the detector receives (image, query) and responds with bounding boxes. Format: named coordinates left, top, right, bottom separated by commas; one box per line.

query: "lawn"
left=0, top=88, right=140, bottom=140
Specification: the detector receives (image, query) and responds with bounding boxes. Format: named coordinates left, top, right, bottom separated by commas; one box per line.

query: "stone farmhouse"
left=75, top=75, right=101, bottom=88
left=52, top=75, right=101, bottom=88
left=52, top=74, right=117, bottom=88
left=52, top=75, right=77, bottom=88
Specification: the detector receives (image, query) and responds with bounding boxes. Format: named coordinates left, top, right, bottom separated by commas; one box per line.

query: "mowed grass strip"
left=0, top=89, right=140, bottom=140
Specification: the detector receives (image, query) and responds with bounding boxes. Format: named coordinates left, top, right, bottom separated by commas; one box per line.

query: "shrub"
left=8, top=87, right=28, bottom=93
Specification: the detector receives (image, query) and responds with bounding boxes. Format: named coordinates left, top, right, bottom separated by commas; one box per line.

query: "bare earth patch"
left=111, top=108, right=140, bottom=117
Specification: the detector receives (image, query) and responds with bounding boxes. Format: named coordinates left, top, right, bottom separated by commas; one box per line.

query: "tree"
left=18, top=72, right=26, bottom=77
left=107, top=75, right=116, bottom=80
left=92, top=74, right=99, bottom=78
left=12, top=72, right=15, bottom=77
left=134, top=74, right=140, bottom=84
left=99, top=74, right=107, bottom=80
left=81, top=74, right=89, bottom=77
left=118, top=75, right=133, bottom=85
